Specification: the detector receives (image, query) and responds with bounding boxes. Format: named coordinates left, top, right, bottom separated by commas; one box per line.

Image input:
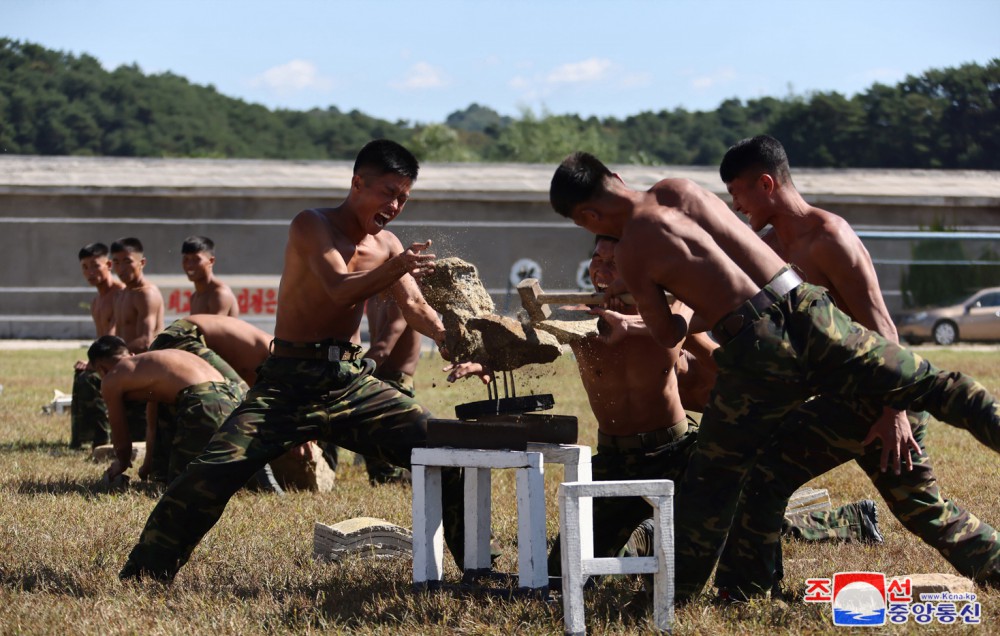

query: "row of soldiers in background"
left=69, top=235, right=419, bottom=487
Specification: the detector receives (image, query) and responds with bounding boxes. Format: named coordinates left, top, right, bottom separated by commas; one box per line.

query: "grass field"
left=1, top=345, right=998, bottom=635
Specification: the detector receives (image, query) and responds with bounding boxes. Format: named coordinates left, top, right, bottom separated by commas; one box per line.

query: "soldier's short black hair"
left=110, top=237, right=144, bottom=255
left=87, top=335, right=129, bottom=363
left=719, top=135, right=792, bottom=184
left=182, top=235, right=215, bottom=255
left=550, top=152, right=614, bottom=218
left=353, top=139, right=419, bottom=181
left=78, top=242, right=109, bottom=260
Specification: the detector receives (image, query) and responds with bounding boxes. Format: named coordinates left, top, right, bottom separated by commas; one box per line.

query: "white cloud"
left=618, top=72, right=653, bottom=89
left=249, top=59, right=334, bottom=93
left=392, top=62, right=448, bottom=90
left=691, top=67, right=737, bottom=90
left=508, top=75, right=529, bottom=90
left=546, top=57, right=612, bottom=84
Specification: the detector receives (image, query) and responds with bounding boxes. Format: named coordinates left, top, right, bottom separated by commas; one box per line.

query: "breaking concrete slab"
left=420, top=256, right=564, bottom=369
left=466, top=314, right=561, bottom=370
left=420, top=257, right=494, bottom=362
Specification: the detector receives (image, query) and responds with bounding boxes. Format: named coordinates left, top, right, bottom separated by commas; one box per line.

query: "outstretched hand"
left=863, top=408, right=922, bottom=474
left=443, top=361, right=493, bottom=385
left=588, top=307, right=634, bottom=345
left=396, top=240, right=436, bottom=278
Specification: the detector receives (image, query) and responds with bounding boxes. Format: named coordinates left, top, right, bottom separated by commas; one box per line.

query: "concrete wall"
left=2, top=157, right=999, bottom=338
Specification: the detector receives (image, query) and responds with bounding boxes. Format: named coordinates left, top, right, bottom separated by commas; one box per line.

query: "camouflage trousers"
left=546, top=418, right=865, bottom=576
left=157, top=380, right=245, bottom=483
left=361, top=369, right=414, bottom=484
left=150, top=319, right=247, bottom=390
left=673, top=282, right=1000, bottom=600
left=716, top=399, right=1000, bottom=597
left=120, top=355, right=464, bottom=581
left=71, top=367, right=110, bottom=448
left=70, top=367, right=146, bottom=447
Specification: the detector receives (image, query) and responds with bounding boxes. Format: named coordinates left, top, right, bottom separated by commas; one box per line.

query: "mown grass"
left=1, top=346, right=998, bottom=635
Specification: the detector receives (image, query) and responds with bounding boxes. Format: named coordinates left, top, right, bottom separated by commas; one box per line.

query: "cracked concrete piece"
left=467, top=314, right=562, bottom=370
left=420, top=257, right=495, bottom=361
left=896, top=573, right=975, bottom=597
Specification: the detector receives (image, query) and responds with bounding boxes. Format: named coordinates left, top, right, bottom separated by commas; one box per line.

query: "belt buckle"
left=722, top=312, right=745, bottom=340
left=327, top=345, right=340, bottom=362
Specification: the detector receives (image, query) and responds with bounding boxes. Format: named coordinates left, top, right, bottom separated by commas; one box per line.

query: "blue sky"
left=5, top=0, right=999, bottom=124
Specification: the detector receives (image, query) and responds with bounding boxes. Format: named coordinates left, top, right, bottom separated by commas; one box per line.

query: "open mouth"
left=374, top=212, right=392, bottom=228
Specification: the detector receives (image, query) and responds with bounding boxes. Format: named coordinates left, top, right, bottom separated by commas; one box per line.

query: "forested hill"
left=1, top=39, right=997, bottom=169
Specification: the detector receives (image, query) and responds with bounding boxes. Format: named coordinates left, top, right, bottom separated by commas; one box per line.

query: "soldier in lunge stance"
left=120, top=140, right=465, bottom=582
left=548, top=151, right=1000, bottom=601
left=714, top=136, right=1000, bottom=598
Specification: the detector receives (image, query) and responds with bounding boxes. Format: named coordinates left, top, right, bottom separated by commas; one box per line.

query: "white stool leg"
left=562, top=447, right=593, bottom=558
left=464, top=466, right=493, bottom=571
left=516, top=453, right=547, bottom=589
left=652, top=496, right=675, bottom=631
left=560, top=485, right=587, bottom=635
left=412, top=464, right=444, bottom=586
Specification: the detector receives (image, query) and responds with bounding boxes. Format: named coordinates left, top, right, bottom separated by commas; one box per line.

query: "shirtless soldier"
left=110, top=237, right=164, bottom=353
left=451, top=236, right=881, bottom=580
left=119, top=139, right=465, bottom=583
left=89, top=335, right=244, bottom=484
left=70, top=243, right=126, bottom=448
left=715, top=135, right=1000, bottom=597
left=146, top=314, right=278, bottom=489
left=181, top=236, right=240, bottom=316
left=549, top=151, right=1000, bottom=601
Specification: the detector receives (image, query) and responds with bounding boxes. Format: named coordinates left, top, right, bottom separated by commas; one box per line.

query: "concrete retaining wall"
left=2, top=156, right=999, bottom=338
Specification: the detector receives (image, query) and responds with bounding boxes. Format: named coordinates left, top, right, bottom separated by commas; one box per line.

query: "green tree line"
left=2, top=39, right=997, bottom=168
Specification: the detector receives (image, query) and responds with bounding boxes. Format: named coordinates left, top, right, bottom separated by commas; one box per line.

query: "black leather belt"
left=269, top=338, right=361, bottom=362
left=711, top=268, right=803, bottom=346
left=598, top=420, right=689, bottom=450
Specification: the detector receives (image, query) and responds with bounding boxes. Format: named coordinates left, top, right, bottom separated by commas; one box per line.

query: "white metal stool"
left=559, top=479, right=674, bottom=635
left=411, top=444, right=592, bottom=592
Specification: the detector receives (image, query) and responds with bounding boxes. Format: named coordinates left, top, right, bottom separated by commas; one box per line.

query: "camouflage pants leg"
left=860, top=416, right=1000, bottom=584
left=718, top=392, right=1000, bottom=596
left=782, top=504, right=868, bottom=542
left=121, top=356, right=463, bottom=582
left=70, top=367, right=110, bottom=448
left=547, top=430, right=697, bottom=576
left=361, top=373, right=412, bottom=485
left=674, top=283, right=1000, bottom=600
left=166, top=381, right=244, bottom=483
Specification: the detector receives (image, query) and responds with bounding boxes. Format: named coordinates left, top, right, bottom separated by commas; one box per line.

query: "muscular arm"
left=812, top=231, right=898, bottom=340
left=138, top=402, right=158, bottom=479
left=124, top=289, right=163, bottom=352
left=617, top=249, right=687, bottom=349
left=812, top=223, right=919, bottom=472
left=291, top=211, right=433, bottom=309
left=100, top=372, right=133, bottom=476
left=389, top=274, right=446, bottom=345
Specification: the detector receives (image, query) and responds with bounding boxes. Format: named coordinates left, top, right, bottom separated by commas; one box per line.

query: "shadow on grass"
left=0, top=565, right=87, bottom=596
left=0, top=440, right=77, bottom=454
left=16, top=477, right=166, bottom=499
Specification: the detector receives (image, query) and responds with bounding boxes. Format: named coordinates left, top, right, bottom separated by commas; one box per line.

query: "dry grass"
left=1, top=346, right=998, bottom=635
